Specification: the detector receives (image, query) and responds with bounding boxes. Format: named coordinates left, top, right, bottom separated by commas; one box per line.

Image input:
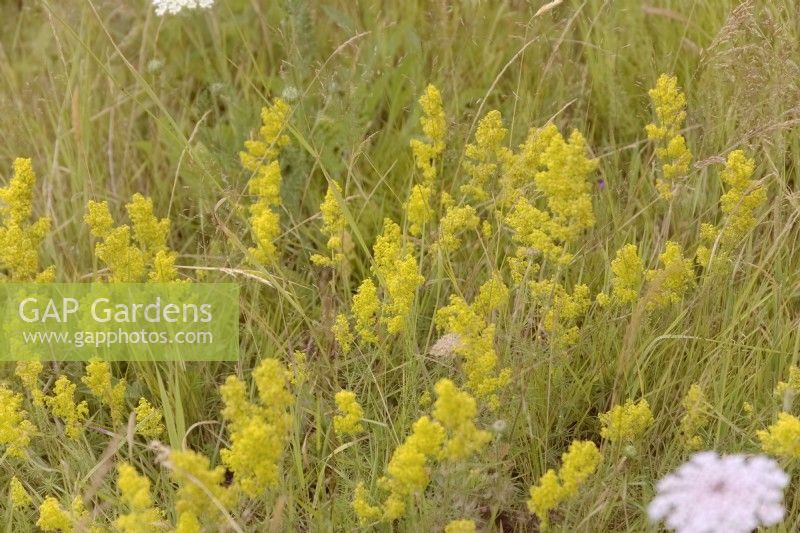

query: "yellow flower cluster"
left=311, top=181, right=348, bottom=266
left=757, top=412, right=800, bottom=458
left=36, top=497, right=72, bottom=532
left=354, top=380, right=489, bottom=524
left=15, top=360, right=45, bottom=406
left=82, top=358, right=127, bottom=426
left=334, top=390, right=364, bottom=436
left=406, top=85, right=446, bottom=236
left=0, top=158, right=55, bottom=281
left=115, top=462, right=163, bottom=532
left=643, top=241, right=695, bottom=312
left=462, top=110, right=512, bottom=201
left=775, top=365, right=800, bottom=409
left=678, top=384, right=708, bottom=450
left=85, top=194, right=178, bottom=282
left=696, top=150, right=765, bottom=271
left=166, top=448, right=235, bottom=522
left=352, top=278, right=380, bottom=344
left=370, top=218, right=425, bottom=334
left=240, top=98, right=291, bottom=264
left=505, top=125, right=597, bottom=272
left=435, top=277, right=511, bottom=408
left=527, top=440, right=602, bottom=530
left=219, top=358, right=294, bottom=497
left=44, top=376, right=88, bottom=440
left=134, top=397, right=165, bottom=439
left=599, top=398, right=654, bottom=444
left=596, top=244, right=644, bottom=307
left=529, top=280, right=591, bottom=348
left=410, top=84, right=446, bottom=185
left=439, top=203, right=480, bottom=253
left=0, top=386, right=36, bottom=458
left=332, top=312, right=354, bottom=354
left=445, top=519, right=476, bottom=533
left=9, top=476, right=31, bottom=509
left=645, top=74, right=692, bottom=200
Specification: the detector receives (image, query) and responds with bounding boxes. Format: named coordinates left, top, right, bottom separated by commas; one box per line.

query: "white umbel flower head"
left=152, top=0, right=214, bottom=16
left=648, top=451, right=788, bottom=533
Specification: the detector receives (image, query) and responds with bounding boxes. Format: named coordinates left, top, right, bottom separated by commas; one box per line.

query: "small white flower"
left=152, top=0, right=214, bottom=17
left=648, top=451, right=788, bottom=533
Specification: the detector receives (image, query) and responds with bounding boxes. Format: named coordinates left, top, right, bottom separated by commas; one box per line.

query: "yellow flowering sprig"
left=115, top=462, right=164, bottom=532
left=162, top=448, right=236, bottom=523
left=645, top=74, right=693, bottom=200
left=438, top=203, right=480, bottom=253
left=462, top=110, right=512, bottom=201
left=527, top=440, right=602, bottom=530
left=311, top=181, right=348, bottom=267
left=219, top=358, right=295, bottom=497
left=0, top=158, right=55, bottom=281
left=354, top=379, right=489, bottom=524
left=445, top=519, right=476, bottom=533
left=240, top=98, right=291, bottom=265
left=44, top=375, right=89, bottom=440
left=406, top=84, right=446, bottom=236
left=775, top=365, right=800, bottom=411
left=134, top=397, right=165, bottom=439
left=352, top=278, right=380, bottom=344
left=678, top=384, right=708, bottom=450
left=596, top=244, right=645, bottom=307
left=529, top=280, right=591, bottom=348
left=82, top=358, right=127, bottom=426
left=15, top=360, right=45, bottom=407
left=85, top=194, right=179, bottom=282
left=643, top=241, right=695, bottom=312
left=332, top=313, right=354, bottom=355
left=36, top=496, right=90, bottom=533
left=599, top=399, right=654, bottom=444
left=696, top=150, right=766, bottom=272
left=9, top=476, right=32, bottom=509
left=334, top=390, right=365, bottom=437
left=757, top=412, right=800, bottom=458
left=0, top=386, right=37, bottom=458
left=434, top=276, right=511, bottom=409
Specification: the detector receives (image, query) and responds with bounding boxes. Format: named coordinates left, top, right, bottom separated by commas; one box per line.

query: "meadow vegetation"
left=1, top=0, right=800, bottom=531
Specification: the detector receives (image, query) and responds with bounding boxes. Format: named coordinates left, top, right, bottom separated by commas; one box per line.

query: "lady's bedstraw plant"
left=114, top=463, right=163, bottom=532
left=0, top=385, right=37, bottom=458
left=219, top=358, right=295, bottom=497
left=599, top=398, right=654, bottom=446
left=85, top=194, right=179, bottom=282
left=44, top=376, right=88, bottom=440
left=645, top=74, right=693, bottom=200
left=352, top=379, right=490, bottom=524
left=406, top=84, right=446, bottom=236
left=240, top=98, right=291, bottom=265
left=696, top=150, right=766, bottom=273
left=0, top=158, right=55, bottom=281
left=310, top=181, right=348, bottom=267
left=334, top=390, right=365, bottom=436
left=82, top=358, right=127, bottom=426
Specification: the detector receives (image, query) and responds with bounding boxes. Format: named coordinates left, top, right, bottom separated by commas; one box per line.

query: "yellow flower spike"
left=432, top=379, right=491, bottom=460
left=134, top=397, right=165, bottom=439
left=410, top=84, right=446, bottom=185
left=645, top=74, right=693, bottom=199
left=471, top=272, right=509, bottom=316
left=678, top=384, right=708, bottom=451
left=174, top=511, right=201, bottom=533
left=45, top=375, right=88, bottom=440
left=115, top=463, right=164, bottom=532
left=599, top=399, right=654, bottom=444
left=352, top=278, right=380, bottom=344
left=37, top=496, right=72, bottom=532
left=372, top=219, right=424, bottom=334
left=9, top=476, right=31, bottom=509
left=0, top=158, right=55, bottom=280
left=757, top=412, right=800, bottom=458
left=220, top=358, right=295, bottom=497
left=439, top=204, right=480, bottom=253
left=331, top=313, right=354, bottom=355
left=82, top=358, right=127, bottom=426
left=405, top=184, right=434, bottom=237
left=148, top=249, right=179, bottom=282
left=603, top=244, right=645, bottom=306
left=644, top=241, right=695, bottom=312
left=334, top=390, right=364, bottom=436
left=527, top=440, right=601, bottom=530
left=311, top=181, right=347, bottom=266
left=0, top=385, right=37, bottom=458
left=352, top=482, right=382, bottom=525
left=125, top=193, right=170, bottom=255
left=445, top=519, right=476, bottom=533
left=240, top=99, right=291, bottom=265
left=462, top=110, right=513, bottom=201
left=15, top=360, right=45, bottom=407
left=529, top=280, right=591, bottom=348
left=85, top=200, right=114, bottom=238
left=166, top=449, right=235, bottom=521
left=505, top=198, right=569, bottom=265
